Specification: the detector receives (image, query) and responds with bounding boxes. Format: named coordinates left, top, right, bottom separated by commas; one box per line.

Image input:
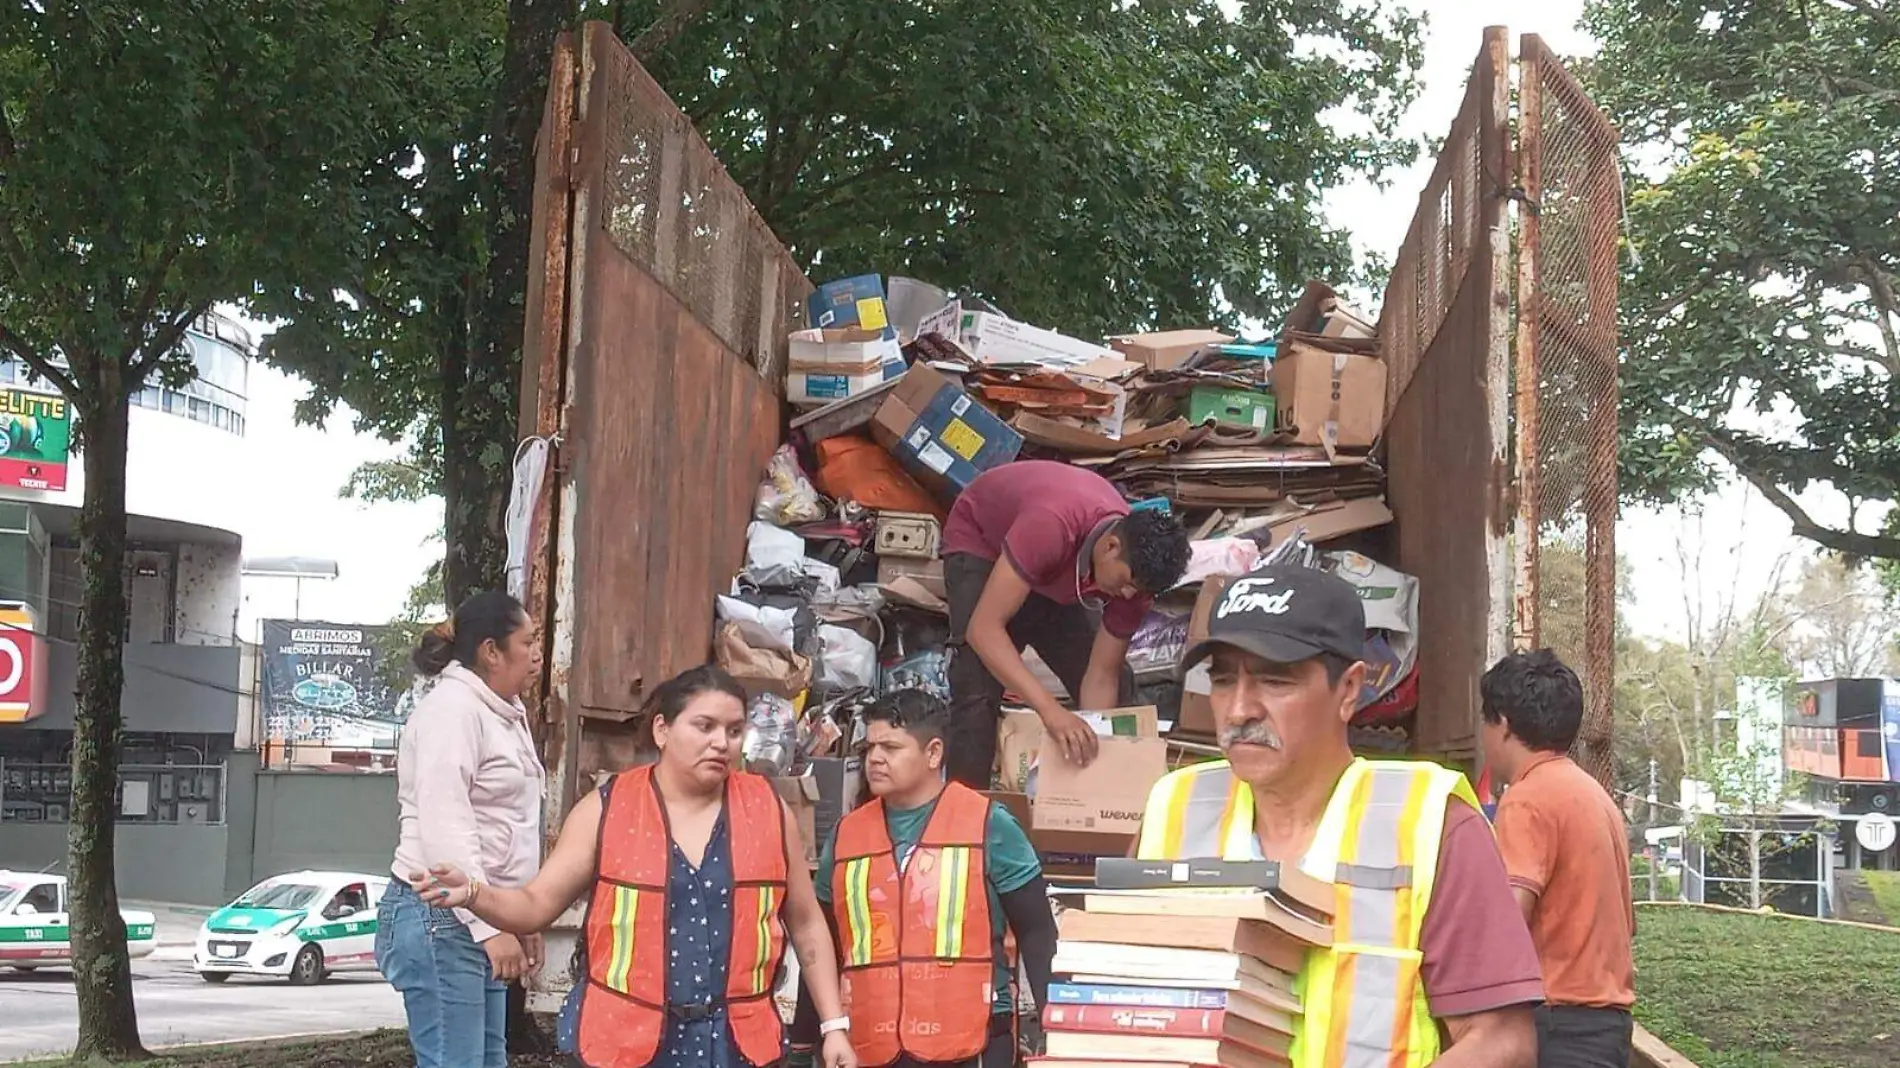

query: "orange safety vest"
left=830, top=780, right=995, bottom=1067
left=575, top=766, right=789, bottom=1068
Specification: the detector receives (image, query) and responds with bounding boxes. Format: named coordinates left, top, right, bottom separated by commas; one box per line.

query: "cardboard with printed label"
left=1032, top=706, right=1166, bottom=836
left=1269, top=340, right=1386, bottom=450
left=807, top=275, right=896, bottom=339
left=870, top=363, right=1023, bottom=499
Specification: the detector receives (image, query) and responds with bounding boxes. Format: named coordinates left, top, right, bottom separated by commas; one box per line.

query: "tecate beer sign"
left=0, top=389, right=71, bottom=493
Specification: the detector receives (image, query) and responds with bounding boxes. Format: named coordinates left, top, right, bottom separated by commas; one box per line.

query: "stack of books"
left=1034, top=859, right=1337, bottom=1068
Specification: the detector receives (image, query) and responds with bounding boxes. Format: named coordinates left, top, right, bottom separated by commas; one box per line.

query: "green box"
left=1185, top=385, right=1276, bottom=431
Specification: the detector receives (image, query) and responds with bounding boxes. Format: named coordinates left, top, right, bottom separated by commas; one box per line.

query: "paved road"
left=0, top=950, right=406, bottom=1061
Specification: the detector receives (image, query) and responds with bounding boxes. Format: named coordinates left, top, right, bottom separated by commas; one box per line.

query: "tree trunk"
left=68, top=384, right=145, bottom=1060
left=444, top=0, right=578, bottom=608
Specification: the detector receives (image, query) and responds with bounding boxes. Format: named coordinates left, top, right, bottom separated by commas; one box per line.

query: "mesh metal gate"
left=1513, top=34, right=1623, bottom=786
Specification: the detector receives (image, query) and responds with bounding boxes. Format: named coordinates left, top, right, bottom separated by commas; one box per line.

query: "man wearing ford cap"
left=1135, top=565, right=1543, bottom=1068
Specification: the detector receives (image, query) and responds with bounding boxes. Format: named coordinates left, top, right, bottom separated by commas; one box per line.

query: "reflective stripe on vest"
left=1137, top=758, right=1480, bottom=1068
left=831, top=781, right=995, bottom=1067
left=575, top=767, right=791, bottom=1068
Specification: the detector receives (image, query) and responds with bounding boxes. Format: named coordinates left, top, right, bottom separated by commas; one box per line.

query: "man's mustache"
left=1219, top=718, right=1282, bottom=751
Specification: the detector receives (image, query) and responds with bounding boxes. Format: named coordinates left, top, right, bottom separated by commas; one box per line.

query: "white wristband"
left=818, top=1016, right=850, bottom=1037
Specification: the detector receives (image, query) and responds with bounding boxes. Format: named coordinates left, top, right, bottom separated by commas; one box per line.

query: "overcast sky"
left=221, top=1, right=1834, bottom=644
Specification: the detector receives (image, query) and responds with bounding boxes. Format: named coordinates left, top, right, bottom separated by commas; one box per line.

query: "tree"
left=262, top=0, right=578, bottom=606
left=0, top=3, right=399, bottom=1056
left=1782, top=552, right=1900, bottom=677
left=619, top=0, right=1423, bottom=338
left=1585, top=0, right=1900, bottom=559
left=273, top=0, right=1426, bottom=562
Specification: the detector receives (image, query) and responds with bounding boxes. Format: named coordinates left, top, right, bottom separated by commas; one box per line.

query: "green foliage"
left=1585, top=0, right=1900, bottom=559
left=1635, top=905, right=1900, bottom=1068
left=616, top=0, right=1424, bottom=339
left=270, top=0, right=1426, bottom=506
left=256, top=0, right=504, bottom=443
left=0, top=1, right=399, bottom=400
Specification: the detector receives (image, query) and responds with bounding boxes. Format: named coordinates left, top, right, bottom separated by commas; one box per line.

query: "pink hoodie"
left=391, top=662, right=545, bottom=942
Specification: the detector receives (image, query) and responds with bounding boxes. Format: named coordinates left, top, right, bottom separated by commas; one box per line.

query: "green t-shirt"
left=815, top=793, right=1042, bottom=1015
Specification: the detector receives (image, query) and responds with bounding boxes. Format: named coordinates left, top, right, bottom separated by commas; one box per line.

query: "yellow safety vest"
left=1136, top=758, right=1481, bottom=1068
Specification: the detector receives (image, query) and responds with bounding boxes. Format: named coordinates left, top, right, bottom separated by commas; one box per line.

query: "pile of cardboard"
left=1035, top=858, right=1337, bottom=1068
left=741, top=273, right=1421, bottom=861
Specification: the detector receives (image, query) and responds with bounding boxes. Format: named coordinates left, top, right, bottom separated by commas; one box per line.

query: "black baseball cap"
left=1179, top=565, right=1366, bottom=675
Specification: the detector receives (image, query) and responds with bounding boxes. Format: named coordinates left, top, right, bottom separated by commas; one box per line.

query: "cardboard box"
left=1033, top=706, right=1167, bottom=837
left=871, top=363, right=1023, bottom=498
left=789, top=326, right=904, bottom=368
left=876, top=556, right=945, bottom=598
left=959, top=310, right=1117, bottom=368
left=807, top=756, right=865, bottom=858
left=1260, top=496, right=1394, bottom=548
left=808, top=275, right=895, bottom=338
left=1269, top=341, right=1387, bottom=450
left=1178, top=575, right=1240, bottom=736
left=1185, top=386, right=1276, bottom=431
left=984, top=789, right=1131, bottom=878
left=996, top=710, right=1046, bottom=793
left=787, top=357, right=905, bottom=408
left=771, top=774, right=822, bottom=866
left=1109, top=329, right=1236, bottom=372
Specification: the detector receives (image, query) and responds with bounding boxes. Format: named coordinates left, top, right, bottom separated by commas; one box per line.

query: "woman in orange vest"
left=409, top=664, right=857, bottom=1068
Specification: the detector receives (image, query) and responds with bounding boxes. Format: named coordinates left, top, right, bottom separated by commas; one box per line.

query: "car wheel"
left=198, top=971, right=231, bottom=984
left=287, top=944, right=325, bottom=987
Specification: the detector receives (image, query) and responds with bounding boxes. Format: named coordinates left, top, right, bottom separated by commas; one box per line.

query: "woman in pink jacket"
left=376, top=591, right=545, bottom=1068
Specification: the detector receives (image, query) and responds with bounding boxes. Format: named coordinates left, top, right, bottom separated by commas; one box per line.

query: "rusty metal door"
left=1380, top=28, right=1515, bottom=761
left=519, top=22, right=811, bottom=811
left=1379, top=28, right=1620, bottom=769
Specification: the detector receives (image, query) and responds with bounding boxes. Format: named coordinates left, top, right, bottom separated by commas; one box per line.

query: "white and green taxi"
left=0, top=871, right=158, bottom=972
left=193, top=870, right=388, bottom=985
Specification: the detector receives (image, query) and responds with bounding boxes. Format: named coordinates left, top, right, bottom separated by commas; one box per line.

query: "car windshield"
left=0, top=882, right=22, bottom=914
left=231, top=882, right=323, bottom=910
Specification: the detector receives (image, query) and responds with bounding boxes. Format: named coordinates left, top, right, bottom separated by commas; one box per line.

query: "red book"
left=1044, top=1004, right=1226, bottom=1038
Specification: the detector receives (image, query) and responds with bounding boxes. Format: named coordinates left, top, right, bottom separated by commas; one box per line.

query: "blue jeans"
left=376, top=881, right=507, bottom=1068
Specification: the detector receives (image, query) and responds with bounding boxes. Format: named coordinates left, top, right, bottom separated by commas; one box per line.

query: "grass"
left=1635, top=905, right=1900, bottom=1068
left=9, top=1031, right=565, bottom=1068
left=1861, top=870, right=1900, bottom=925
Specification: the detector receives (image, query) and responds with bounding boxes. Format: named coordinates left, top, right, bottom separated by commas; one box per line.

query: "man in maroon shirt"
left=939, top=461, right=1189, bottom=788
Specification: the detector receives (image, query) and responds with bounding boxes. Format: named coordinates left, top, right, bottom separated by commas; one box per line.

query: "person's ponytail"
left=411, top=620, right=457, bottom=677
left=410, top=592, right=526, bottom=677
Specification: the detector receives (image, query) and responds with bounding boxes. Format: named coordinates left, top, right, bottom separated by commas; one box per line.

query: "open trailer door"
left=515, top=21, right=812, bottom=1011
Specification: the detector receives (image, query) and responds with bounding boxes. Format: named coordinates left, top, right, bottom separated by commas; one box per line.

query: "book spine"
left=1047, top=983, right=1228, bottom=1010
left=1044, top=1005, right=1226, bottom=1038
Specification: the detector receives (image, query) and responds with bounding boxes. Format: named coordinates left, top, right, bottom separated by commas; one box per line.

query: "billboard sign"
left=1883, top=679, right=1900, bottom=784
left=0, top=604, right=46, bottom=723
left=259, top=620, right=407, bottom=749
left=0, top=388, right=71, bottom=492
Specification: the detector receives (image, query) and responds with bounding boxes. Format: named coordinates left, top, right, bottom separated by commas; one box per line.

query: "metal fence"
left=1514, top=35, right=1623, bottom=786
left=0, top=760, right=227, bottom=825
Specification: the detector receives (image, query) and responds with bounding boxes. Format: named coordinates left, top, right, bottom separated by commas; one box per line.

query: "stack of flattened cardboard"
left=1035, top=858, right=1336, bottom=1068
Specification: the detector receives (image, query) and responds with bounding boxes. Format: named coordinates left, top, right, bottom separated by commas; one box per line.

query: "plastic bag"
left=754, top=445, right=825, bottom=526
left=743, top=693, right=800, bottom=776
left=818, top=624, right=880, bottom=691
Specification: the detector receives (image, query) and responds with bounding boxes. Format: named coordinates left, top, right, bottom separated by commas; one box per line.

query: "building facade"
left=0, top=313, right=255, bottom=899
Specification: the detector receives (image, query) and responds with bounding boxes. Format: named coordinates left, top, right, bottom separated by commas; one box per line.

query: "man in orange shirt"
left=1481, top=650, right=1637, bottom=1068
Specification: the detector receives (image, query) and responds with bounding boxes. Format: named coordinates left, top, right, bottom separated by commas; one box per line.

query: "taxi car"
left=0, top=870, right=158, bottom=971
left=193, top=870, right=389, bottom=985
